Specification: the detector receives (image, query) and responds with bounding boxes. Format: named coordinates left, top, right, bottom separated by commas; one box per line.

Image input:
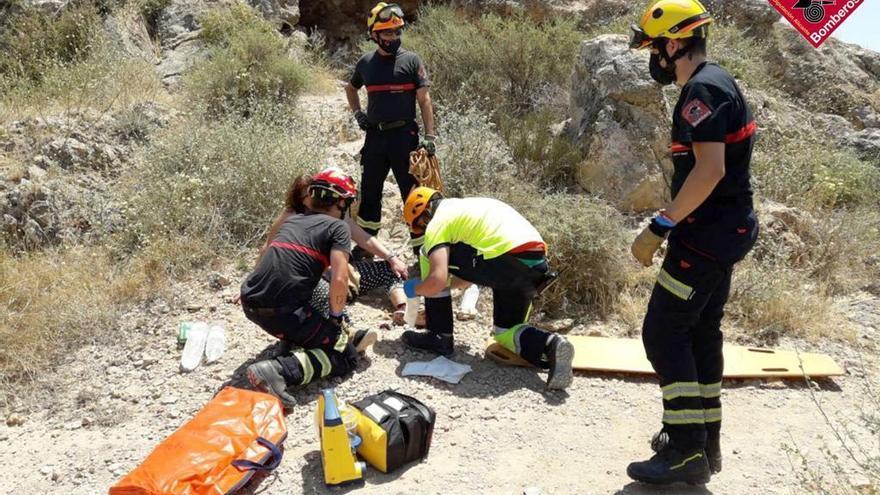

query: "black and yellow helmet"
left=630, top=0, right=713, bottom=49
left=367, top=2, right=405, bottom=33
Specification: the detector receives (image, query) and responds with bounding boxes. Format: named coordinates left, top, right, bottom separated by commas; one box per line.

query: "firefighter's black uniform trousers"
left=358, top=122, right=419, bottom=238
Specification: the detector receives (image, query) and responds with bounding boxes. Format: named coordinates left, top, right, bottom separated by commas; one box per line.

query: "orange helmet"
left=404, top=186, right=441, bottom=231
left=368, top=2, right=405, bottom=33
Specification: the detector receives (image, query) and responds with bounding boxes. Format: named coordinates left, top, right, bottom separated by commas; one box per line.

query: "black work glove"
left=353, top=110, right=370, bottom=131
left=419, top=134, right=437, bottom=156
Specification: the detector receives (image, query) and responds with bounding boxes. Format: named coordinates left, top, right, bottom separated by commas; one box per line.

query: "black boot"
left=627, top=431, right=711, bottom=485
left=545, top=334, right=574, bottom=390
left=706, top=430, right=722, bottom=474
left=246, top=359, right=298, bottom=408
left=401, top=330, right=453, bottom=356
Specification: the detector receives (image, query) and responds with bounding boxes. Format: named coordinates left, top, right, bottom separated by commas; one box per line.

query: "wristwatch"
left=384, top=250, right=398, bottom=261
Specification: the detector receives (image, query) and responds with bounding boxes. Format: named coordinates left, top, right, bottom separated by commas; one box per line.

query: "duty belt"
left=375, top=120, right=409, bottom=131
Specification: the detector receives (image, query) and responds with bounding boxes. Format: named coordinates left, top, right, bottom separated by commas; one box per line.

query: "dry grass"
left=727, top=259, right=854, bottom=344
left=0, top=247, right=127, bottom=386
left=0, top=4, right=166, bottom=124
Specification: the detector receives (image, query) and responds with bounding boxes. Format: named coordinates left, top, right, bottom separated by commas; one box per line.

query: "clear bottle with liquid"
left=179, top=321, right=208, bottom=372
left=204, top=321, right=226, bottom=364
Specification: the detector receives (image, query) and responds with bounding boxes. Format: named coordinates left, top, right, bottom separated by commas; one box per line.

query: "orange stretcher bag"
left=109, top=387, right=287, bottom=495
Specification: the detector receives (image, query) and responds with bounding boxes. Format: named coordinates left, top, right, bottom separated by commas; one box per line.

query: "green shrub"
left=120, top=111, right=329, bottom=254
left=199, top=3, right=275, bottom=47
left=710, top=23, right=778, bottom=93
left=754, top=138, right=880, bottom=210
left=434, top=103, right=517, bottom=197
left=0, top=2, right=103, bottom=82
left=497, top=110, right=581, bottom=190
left=185, top=5, right=311, bottom=116
left=499, top=188, right=637, bottom=318
left=404, top=6, right=580, bottom=116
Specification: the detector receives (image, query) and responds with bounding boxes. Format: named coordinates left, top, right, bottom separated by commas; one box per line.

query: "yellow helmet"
left=404, top=186, right=440, bottom=232
left=630, top=0, right=713, bottom=49
left=368, top=2, right=405, bottom=33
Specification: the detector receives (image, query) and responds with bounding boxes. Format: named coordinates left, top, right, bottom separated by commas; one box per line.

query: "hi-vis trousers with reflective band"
left=642, top=239, right=733, bottom=450
left=356, top=123, right=423, bottom=253
left=242, top=303, right=358, bottom=387
left=426, top=244, right=554, bottom=368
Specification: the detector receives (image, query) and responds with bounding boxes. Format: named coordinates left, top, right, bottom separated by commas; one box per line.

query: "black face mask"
left=377, top=37, right=401, bottom=55
left=649, top=52, right=677, bottom=85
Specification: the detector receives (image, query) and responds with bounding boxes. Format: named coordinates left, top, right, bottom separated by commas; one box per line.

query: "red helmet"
left=310, top=167, right=357, bottom=200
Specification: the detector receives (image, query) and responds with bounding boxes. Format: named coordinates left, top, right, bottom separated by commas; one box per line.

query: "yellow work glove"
left=631, top=211, right=676, bottom=267
left=631, top=226, right=665, bottom=267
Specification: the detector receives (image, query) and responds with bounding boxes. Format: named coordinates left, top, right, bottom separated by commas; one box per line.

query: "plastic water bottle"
left=404, top=297, right=419, bottom=327
left=204, top=321, right=226, bottom=364
left=180, top=321, right=208, bottom=372
left=460, top=284, right=479, bottom=313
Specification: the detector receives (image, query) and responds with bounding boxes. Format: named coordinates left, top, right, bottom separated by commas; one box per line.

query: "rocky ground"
left=1, top=90, right=879, bottom=495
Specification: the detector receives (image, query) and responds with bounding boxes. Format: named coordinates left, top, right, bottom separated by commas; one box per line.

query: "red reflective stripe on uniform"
left=509, top=241, right=547, bottom=254
left=724, top=120, right=756, bottom=144
left=366, top=83, right=417, bottom=93
left=270, top=241, right=330, bottom=268
left=670, top=142, right=691, bottom=153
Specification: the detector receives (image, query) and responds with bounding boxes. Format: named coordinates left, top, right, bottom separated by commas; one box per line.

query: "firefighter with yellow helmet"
left=627, top=0, right=759, bottom=485
left=344, top=3, right=436, bottom=259
left=398, top=187, right=575, bottom=390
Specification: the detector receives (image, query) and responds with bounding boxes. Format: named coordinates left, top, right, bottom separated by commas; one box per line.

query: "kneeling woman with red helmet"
left=239, top=168, right=401, bottom=407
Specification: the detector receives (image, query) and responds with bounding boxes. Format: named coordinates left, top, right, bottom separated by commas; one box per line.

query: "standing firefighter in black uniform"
left=626, top=0, right=759, bottom=485
left=345, top=2, right=436, bottom=258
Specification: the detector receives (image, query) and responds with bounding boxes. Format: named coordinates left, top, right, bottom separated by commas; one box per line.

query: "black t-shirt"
left=670, top=62, right=755, bottom=206
left=350, top=48, right=430, bottom=123
left=240, top=212, right=351, bottom=308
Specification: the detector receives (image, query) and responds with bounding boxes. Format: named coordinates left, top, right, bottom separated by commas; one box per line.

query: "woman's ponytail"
left=285, top=174, right=312, bottom=214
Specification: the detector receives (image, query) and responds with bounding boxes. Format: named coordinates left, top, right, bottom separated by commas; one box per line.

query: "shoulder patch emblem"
left=682, top=98, right=712, bottom=127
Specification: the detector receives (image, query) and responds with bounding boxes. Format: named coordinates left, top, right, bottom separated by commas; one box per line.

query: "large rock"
left=154, top=0, right=210, bottom=85
left=846, top=129, right=880, bottom=160
left=249, top=0, right=299, bottom=30
left=767, top=26, right=880, bottom=123
left=702, top=0, right=781, bottom=33
left=567, top=34, right=671, bottom=211
left=298, top=0, right=420, bottom=41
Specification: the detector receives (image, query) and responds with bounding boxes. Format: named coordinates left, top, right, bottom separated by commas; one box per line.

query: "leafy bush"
left=0, top=2, right=103, bottom=82
left=120, top=111, right=329, bottom=253
left=404, top=6, right=580, bottom=116
left=185, top=5, right=311, bottom=116
left=434, top=103, right=517, bottom=197
left=710, top=23, right=778, bottom=94
left=497, top=110, right=581, bottom=190
left=754, top=138, right=880, bottom=210
left=499, top=188, right=637, bottom=318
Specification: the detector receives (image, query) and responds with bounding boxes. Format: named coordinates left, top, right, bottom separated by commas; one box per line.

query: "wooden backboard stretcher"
left=485, top=336, right=844, bottom=378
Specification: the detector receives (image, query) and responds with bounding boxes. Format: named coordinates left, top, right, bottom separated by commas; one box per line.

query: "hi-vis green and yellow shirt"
left=419, top=198, right=545, bottom=278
